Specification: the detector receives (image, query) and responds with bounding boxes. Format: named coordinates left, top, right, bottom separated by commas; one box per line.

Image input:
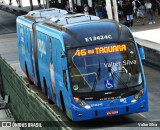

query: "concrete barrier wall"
left=144, top=47, right=160, bottom=67
left=0, top=56, right=66, bottom=130
left=0, top=4, right=27, bottom=15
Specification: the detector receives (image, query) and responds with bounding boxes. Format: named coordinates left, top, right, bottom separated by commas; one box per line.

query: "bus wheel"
left=60, top=92, right=66, bottom=112
left=25, top=63, right=33, bottom=84
left=43, top=78, right=54, bottom=104
left=48, top=96, right=54, bottom=104
left=60, top=92, right=72, bottom=122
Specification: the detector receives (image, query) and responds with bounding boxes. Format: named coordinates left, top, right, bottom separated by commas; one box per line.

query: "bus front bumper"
left=70, top=99, right=148, bottom=121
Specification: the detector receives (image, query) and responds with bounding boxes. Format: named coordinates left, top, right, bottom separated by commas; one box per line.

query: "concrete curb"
left=143, top=46, right=160, bottom=68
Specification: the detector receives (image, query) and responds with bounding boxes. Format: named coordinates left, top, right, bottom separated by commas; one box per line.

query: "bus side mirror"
left=61, top=51, right=66, bottom=58
left=61, top=51, right=67, bottom=70
left=137, top=43, right=145, bottom=60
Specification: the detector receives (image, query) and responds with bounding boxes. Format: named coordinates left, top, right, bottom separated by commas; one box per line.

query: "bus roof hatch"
left=26, top=8, right=68, bottom=22
left=49, top=14, right=100, bottom=26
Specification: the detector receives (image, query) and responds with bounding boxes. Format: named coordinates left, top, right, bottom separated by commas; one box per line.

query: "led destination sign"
left=75, top=44, right=127, bottom=56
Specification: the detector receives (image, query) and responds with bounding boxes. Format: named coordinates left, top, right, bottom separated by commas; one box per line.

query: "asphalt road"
left=0, top=10, right=16, bottom=34
left=0, top=10, right=160, bottom=130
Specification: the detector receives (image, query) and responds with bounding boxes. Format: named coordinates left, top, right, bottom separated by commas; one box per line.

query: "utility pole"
left=105, top=0, right=119, bottom=22
left=46, top=0, right=50, bottom=8
left=69, top=0, right=74, bottom=13
left=112, top=0, right=119, bottom=22
left=43, top=0, right=47, bottom=9
left=105, top=0, right=113, bottom=20
left=29, top=0, right=33, bottom=10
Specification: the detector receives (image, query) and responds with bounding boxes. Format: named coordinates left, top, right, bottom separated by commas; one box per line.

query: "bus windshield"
left=67, top=42, right=142, bottom=93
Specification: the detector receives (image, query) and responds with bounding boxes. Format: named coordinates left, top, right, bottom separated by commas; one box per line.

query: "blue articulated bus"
left=17, top=9, right=148, bottom=121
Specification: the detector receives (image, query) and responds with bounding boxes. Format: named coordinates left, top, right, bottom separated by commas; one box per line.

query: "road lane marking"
left=138, top=113, right=147, bottom=119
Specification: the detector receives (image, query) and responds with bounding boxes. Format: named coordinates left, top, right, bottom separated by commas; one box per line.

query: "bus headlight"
left=131, top=88, right=144, bottom=103
left=74, top=97, right=91, bottom=109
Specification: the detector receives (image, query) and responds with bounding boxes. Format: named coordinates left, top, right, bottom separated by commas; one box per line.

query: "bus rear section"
left=16, top=8, right=68, bottom=86
left=62, top=20, right=148, bottom=121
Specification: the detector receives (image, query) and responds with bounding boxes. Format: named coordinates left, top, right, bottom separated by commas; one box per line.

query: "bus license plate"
left=106, top=110, right=118, bottom=115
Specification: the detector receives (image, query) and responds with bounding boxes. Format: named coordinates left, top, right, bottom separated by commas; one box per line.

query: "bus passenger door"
left=54, top=39, right=70, bottom=110
left=49, top=38, right=57, bottom=103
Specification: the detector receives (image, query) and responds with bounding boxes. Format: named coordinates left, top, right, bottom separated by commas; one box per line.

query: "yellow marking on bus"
left=75, top=44, right=127, bottom=56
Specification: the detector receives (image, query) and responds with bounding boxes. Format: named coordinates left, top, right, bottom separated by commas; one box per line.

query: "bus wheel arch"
left=60, top=91, right=66, bottom=112
left=60, top=91, right=73, bottom=121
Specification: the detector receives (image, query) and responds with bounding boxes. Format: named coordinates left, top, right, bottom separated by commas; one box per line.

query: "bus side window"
left=27, top=28, right=31, bottom=53
left=24, top=27, right=28, bottom=52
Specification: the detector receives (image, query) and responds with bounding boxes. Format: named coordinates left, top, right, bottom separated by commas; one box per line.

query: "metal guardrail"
left=0, top=56, right=69, bottom=130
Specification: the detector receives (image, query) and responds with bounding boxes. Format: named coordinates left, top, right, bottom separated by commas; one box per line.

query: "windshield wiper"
left=104, top=57, right=129, bottom=88
left=104, top=57, right=113, bottom=79
left=92, top=59, right=101, bottom=92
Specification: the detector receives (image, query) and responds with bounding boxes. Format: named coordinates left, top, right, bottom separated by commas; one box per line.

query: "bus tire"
left=43, top=78, right=54, bottom=104
left=60, top=92, right=72, bottom=121
left=60, top=92, right=65, bottom=112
